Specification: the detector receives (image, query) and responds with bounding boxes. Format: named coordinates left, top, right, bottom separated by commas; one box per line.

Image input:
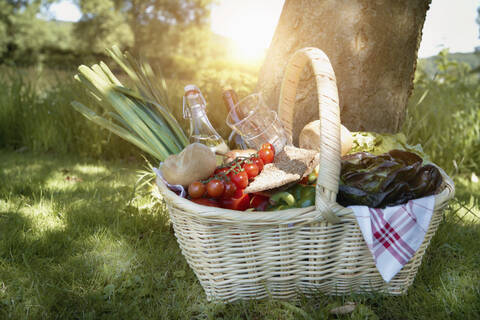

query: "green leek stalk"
left=71, top=46, right=188, bottom=161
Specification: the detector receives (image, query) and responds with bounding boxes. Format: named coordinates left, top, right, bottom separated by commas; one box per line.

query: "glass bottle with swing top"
left=183, top=85, right=229, bottom=164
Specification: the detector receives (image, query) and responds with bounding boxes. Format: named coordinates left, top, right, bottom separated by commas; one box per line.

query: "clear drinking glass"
left=226, top=93, right=287, bottom=153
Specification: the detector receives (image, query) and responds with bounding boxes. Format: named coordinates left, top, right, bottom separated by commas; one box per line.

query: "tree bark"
left=257, top=0, right=430, bottom=144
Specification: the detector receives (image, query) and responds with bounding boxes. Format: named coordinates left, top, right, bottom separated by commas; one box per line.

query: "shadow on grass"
left=0, top=151, right=206, bottom=319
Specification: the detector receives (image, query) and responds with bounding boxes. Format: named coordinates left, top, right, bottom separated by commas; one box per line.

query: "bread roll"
left=160, top=143, right=217, bottom=186
left=299, top=120, right=353, bottom=156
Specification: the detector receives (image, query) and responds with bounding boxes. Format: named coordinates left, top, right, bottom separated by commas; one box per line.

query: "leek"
left=71, top=46, right=188, bottom=161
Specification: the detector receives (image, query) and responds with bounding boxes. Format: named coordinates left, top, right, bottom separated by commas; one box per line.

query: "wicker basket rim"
left=155, top=163, right=454, bottom=224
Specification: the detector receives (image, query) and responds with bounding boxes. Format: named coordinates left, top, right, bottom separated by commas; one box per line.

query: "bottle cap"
left=182, top=85, right=206, bottom=119
left=184, top=84, right=198, bottom=93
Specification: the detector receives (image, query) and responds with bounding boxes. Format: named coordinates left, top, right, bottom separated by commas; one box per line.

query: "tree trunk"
left=257, top=0, right=430, bottom=145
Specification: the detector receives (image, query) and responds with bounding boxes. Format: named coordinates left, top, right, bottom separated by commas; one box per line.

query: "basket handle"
left=277, top=47, right=342, bottom=224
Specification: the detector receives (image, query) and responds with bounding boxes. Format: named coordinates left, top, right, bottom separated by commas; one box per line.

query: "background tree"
left=0, top=2, right=11, bottom=59
left=74, top=0, right=133, bottom=55
left=0, top=0, right=83, bottom=66
left=128, top=0, right=213, bottom=78
left=74, top=0, right=213, bottom=78
left=257, top=0, right=431, bottom=143
left=0, top=0, right=50, bottom=64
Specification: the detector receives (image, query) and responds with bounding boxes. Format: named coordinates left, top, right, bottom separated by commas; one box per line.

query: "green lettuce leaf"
left=349, top=132, right=430, bottom=162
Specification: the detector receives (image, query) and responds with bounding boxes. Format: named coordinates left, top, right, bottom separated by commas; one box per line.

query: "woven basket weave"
left=156, top=47, right=455, bottom=302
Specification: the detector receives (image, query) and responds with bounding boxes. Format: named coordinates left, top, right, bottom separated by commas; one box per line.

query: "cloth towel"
left=349, top=195, right=435, bottom=283
left=153, top=167, right=186, bottom=198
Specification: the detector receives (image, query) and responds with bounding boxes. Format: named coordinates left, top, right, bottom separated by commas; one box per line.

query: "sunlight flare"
left=210, top=0, right=283, bottom=62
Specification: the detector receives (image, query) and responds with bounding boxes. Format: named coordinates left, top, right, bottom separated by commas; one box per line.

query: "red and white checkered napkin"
left=349, top=196, right=435, bottom=282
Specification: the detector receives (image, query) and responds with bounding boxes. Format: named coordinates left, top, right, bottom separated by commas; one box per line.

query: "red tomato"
left=243, top=163, right=259, bottom=179
left=190, top=198, right=220, bottom=207
left=252, top=157, right=264, bottom=172
left=226, top=166, right=240, bottom=179
left=188, top=181, right=205, bottom=199
left=222, top=180, right=237, bottom=199
left=258, top=148, right=274, bottom=164
left=261, top=143, right=275, bottom=154
left=220, top=193, right=250, bottom=211
left=232, top=187, right=245, bottom=199
left=206, top=179, right=225, bottom=198
left=250, top=194, right=269, bottom=211
left=231, top=171, right=249, bottom=189
left=215, top=167, right=230, bottom=176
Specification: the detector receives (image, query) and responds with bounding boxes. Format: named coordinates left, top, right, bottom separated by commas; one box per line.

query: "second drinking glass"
left=226, top=93, right=287, bottom=154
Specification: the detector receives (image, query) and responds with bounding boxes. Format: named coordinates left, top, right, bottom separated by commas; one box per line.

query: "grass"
left=1, top=150, right=479, bottom=319
left=0, top=150, right=201, bottom=319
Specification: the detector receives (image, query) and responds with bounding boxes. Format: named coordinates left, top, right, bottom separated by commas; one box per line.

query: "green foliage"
left=0, top=67, right=143, bottom=160
left=1, top=0, right=217, bottom=74
left=0, top=1, right=44, bottom=64
left=71, top=0, right=216, bottom=79
left=75, top=0, right=133, bottom=54
left=195, top=60, right=258, bottom=138
left=125, top=0, right=212, bottom=59
left=403, top=50, right=480, bottom=215
left=403, top=50, right=480, bottom=177
left=0, top=1, right=86, bottom=67
left=0, top=5, right=9, bottom=58
left=418, top=50, right=480, bottom=77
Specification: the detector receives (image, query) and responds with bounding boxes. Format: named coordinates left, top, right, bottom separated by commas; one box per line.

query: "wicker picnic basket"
left=155, top=47, right=455, bottom=302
